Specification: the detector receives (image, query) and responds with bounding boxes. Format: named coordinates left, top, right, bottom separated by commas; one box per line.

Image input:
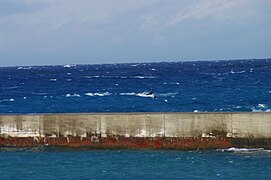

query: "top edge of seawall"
left=0, top=112, right=270, bottom=116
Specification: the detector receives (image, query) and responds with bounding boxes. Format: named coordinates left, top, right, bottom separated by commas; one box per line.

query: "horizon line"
left=1, top=57, right=270, bottom=68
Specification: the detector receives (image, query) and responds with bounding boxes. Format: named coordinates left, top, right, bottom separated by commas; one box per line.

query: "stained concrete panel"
left=232, top=113, right=271, bottom=138
left=21, top=115, right=40, bottom=135
left=193, top=113, right=232, bottom=137
left=40, top=115, right=62, bottom=137
left=124, top=114, right=146, bottom=137
left=165, top=113, right=196, bottom=137
left=101, top=114, right=127, bottom=137
left=40, top=114, right=101, bottom=137
left=144, top=114, right=165, bottom=137
left=165, top=113, right=232, bottom=137
left=100, top=114, right=165, bottom=137
left=0, top=116, right=20, bottom=133
left=0, top=115, right=39, bottom=137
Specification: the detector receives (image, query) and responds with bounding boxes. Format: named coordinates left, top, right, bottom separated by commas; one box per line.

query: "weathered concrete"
left=0, top=112, right=271, bottom=149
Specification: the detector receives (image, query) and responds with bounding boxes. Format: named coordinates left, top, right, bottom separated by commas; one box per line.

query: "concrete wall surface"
left=0, top=112, right=270, bottom=139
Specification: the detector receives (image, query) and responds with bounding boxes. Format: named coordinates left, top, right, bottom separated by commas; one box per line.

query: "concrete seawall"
left=0, top=112, right=271, bottom=149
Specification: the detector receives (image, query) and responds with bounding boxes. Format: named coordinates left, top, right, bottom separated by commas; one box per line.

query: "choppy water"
left=0, top=59, right=271, bottom=113
left=0, top=148, right=271, bottom=179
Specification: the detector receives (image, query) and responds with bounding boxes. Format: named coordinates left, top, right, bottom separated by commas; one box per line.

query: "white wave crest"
left=170, top=82, right=180, bottom=85
left=85, top=93, right=94, bottom=96
left=85, top=92, right=111, bottom=97
left=85, top=76, right=100, bottom=78
left=66, top=93, right=80, bottom=97
left=120, top=92, right=155, bottom=98
left=220, top=147, right=271, bottom=153
left=163, top=82, right=180, bottom=85
left=120, top=92, right=136, bottom=96
left=252, top=104, right=270, bottom=112
left=0, top=99, right=15, bottom=102
left=130, top=76, right=156, bottom=79
left=136, top=92, right=155, bottom=98
left=230, top=70, right=246, bottom=74
left=18, top=66, right=32, bottom=70
left=49, top=79, right=57, bottom=81
left=252, top=108, right=271, bottom=112
left=258, top=103, right=267, bottom=108
left=2, top=86, right=19, bottom=90
left=156, top=92, right=178, bottom=97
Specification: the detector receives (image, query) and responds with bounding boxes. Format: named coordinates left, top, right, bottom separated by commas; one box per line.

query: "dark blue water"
left=0, top=59, right=271, bottom=113
left=0, top=148, right=271, bottom=179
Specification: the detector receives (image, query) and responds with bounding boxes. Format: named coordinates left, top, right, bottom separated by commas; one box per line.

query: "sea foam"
left=85, top=92, right=111, bottom=97
left=66, top=93, right=81, bottom=97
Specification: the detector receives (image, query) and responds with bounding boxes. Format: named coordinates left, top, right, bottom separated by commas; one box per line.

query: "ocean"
left=0, top=148, right=271, bottom=179
left=1, top=59, right=271, bottom=179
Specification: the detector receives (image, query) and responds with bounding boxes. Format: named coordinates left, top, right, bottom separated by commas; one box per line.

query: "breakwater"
left=0, top=112, right=271, bottom=149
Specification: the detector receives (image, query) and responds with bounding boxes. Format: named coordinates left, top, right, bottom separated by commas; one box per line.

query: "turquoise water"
left=0, top=148, right=271, bottom=179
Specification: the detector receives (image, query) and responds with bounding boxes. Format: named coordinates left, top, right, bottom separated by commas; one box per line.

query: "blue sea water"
left=0, top=148, right=271, bottom=179
left=0, top=59, right=271, bottom=113
left=1, top=59, right=271, bottom=179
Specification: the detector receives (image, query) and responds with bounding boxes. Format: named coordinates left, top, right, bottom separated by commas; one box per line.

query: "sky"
left=0, top=0, right=271, bottom=66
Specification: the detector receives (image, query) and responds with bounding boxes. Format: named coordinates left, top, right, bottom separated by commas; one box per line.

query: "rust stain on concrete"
left=0, top=137, right=232, bottom=150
